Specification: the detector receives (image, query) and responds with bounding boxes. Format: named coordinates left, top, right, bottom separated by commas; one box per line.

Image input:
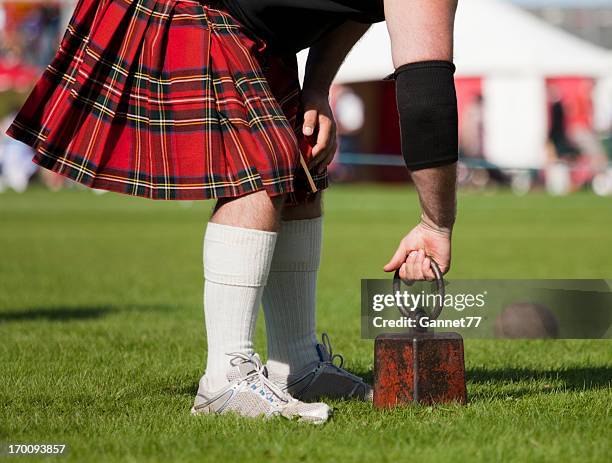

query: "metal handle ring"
left=393, top=258, right=445, bottom=321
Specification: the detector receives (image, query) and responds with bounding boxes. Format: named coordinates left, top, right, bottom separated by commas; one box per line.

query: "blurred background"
left=1, top=0, right=612, bottom=196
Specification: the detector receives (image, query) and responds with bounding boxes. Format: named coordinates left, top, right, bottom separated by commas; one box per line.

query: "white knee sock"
left=201, top=222, right=277, bottom=393
left=263, top=217, right=322, bottom=381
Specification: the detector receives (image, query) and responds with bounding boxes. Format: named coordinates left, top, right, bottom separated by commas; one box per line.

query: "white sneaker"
left=191, top=353, right=332, bottom=424
left=271, top=333, right=373, bottom=402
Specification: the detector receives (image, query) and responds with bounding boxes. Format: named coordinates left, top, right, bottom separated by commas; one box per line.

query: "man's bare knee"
left=211, top=190, right=284, bottom=231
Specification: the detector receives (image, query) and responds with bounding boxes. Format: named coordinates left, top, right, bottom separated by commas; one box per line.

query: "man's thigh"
left=211, top=190, right=284, bottom=231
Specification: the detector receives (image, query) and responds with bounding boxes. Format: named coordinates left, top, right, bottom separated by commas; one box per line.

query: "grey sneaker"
left=273, top=333, right=373, bottom=402
left=191, top=352, right=332, bottom=424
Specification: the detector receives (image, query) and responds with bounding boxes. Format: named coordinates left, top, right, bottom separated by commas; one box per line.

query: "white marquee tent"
left=298, top=0, right=612, bottom=168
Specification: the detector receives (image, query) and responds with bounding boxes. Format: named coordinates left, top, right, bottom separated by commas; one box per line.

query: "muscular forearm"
left=384, top=0, right=459, bottom=279
left=303, top=21, right=370, bottom=93
left=411, top=163, right=457, bottom=234
left=384, top=162, right=456, bottom=277
left=385, top=0, right=458, bottom=233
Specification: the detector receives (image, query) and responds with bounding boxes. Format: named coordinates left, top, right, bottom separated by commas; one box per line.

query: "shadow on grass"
left=173, top=367, right=376, bottom=398
left=469, top=366, right=612, bottom=385
left=351, top=366, right=610, bottom=401
left=0, top=304, right=176, bottom=323
left=173, top=382, right=198, bottom=396
left=467, top=366, right=611, bottom=398
left=353, top=369, right=373, bottom=385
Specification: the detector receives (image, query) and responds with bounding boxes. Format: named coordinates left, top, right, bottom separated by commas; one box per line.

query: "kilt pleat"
left=6, top=0, right=327, bottom=200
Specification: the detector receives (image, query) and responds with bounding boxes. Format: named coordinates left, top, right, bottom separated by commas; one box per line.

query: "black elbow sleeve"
left=392, top=60, right=458, bottom=171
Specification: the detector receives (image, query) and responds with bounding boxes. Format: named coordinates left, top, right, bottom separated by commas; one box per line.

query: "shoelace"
left=317, top=333, right=367, bottom=385
left=226, top=352, right=293, bottom=405
left=317, top=332, right=345, bottom=368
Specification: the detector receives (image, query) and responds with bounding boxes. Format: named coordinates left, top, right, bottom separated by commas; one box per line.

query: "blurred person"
left=545, top=86, right=578, bottom=194
left=1, top=2, right=33, bottom=61
left=21, top=5, right=61, bottom=66
left=0, top=110, right=37, bottom=193
left=0, top=5, right=6, bottom=54
left=546, top=86, right=579, bottom=162
left=40, top=6, right=62, bottom=65
left=459, top=94, right=484, bottom=160
left=0, top=2, right=60, bottom=66
left=571, top=80, right=609, bottom=180
left=546, top=85, right=607, bottom=192
left=458, top=93, right=508, bottom=186
left=6, top=0, right=459, bottom=423
left=328, top=84, right=365, bottom=180
left=331, top=84, right=365, bottom=153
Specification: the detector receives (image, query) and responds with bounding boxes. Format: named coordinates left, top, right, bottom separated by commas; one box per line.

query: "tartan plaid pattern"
left=6, top=0, right=327, bottom=200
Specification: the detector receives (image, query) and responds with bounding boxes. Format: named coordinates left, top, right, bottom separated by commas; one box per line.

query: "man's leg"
left=262, top=194, right=372, bottom=401
left=200, top=191, right=281, bottom=392
left=195, top=190, right=332, bottom=423
left=262, top=195, right=323, bottom=379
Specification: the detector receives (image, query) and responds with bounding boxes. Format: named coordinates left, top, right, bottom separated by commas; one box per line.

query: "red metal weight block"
left=373, top=331, right=467, bottom=407
left=373, top=261, right=467, bottom=407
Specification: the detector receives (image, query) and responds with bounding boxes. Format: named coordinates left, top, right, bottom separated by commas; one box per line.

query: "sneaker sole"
left=190, top=406, right=332, bottom=424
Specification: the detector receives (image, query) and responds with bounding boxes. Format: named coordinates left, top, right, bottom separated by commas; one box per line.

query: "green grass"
left=0, top=185, right=610, bottom=462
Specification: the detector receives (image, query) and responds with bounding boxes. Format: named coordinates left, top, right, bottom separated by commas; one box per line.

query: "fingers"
left=311, top=117, right=332, bottom=157
left=422, top=256, right=436, bottom=281
left=308, top=116, right=337, bottom=173
left=399, top=251, right=419, bottom=280
left=310, top=140, right=337, bottom=174
left=302, top=110, right=337, bottom=173
left=398, top=250, right=436, bottom=281
left=411, top=250, right=426, bottom=280
left=398, top=252, right=413, bottom=280
left=302, top=109, right=318, bottom=137
left=383, top=243, right=409, bottom=272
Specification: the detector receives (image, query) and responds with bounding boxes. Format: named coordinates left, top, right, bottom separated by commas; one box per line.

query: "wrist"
left=419, top=213, right=453, bottom=236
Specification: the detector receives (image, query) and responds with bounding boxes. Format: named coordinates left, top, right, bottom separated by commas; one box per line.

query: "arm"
left=383, top=0, right=459, bottom=280
left=300, top=21, right=370, bottom=172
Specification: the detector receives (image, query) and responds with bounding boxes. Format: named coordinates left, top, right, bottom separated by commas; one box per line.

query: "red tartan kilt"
left=6, top=0, right=327, bottom=200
